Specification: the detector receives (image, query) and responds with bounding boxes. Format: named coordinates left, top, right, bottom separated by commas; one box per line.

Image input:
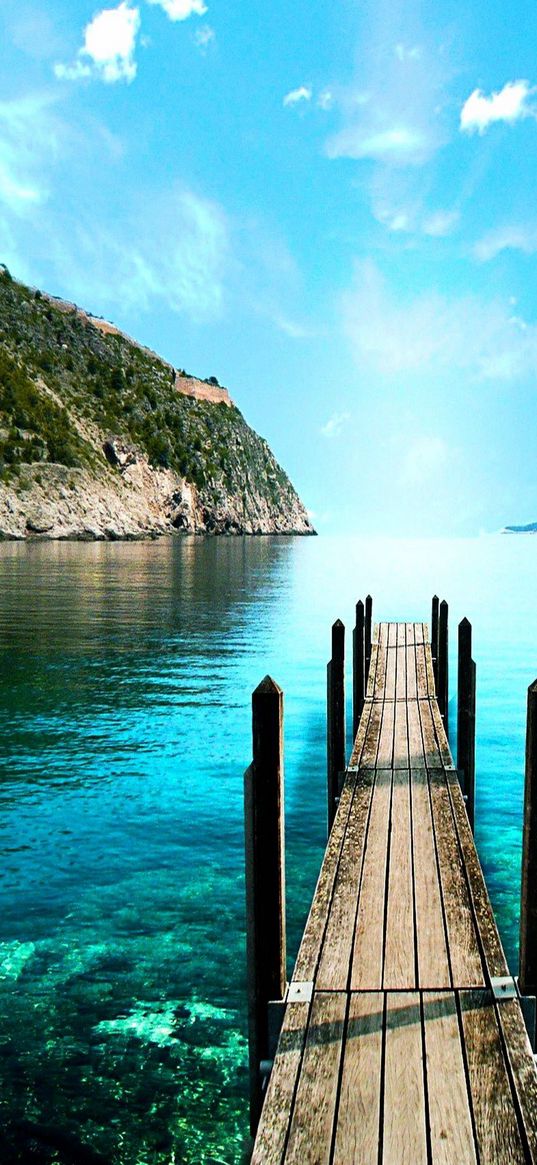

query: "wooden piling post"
left=431, top=595, right=439, bottom=690
left=457, top=618, right=476, bottom=830
left=353, top=600, right=365, bottom=738
left=438, top=600, right=449, bottom=727
left=519, top=681, right=537, bottom=997
left=244, top=677, right=286, bottom=1134
left=365, top=595, right=373, bottom=685
left=328, top=619, right=345, bottom=834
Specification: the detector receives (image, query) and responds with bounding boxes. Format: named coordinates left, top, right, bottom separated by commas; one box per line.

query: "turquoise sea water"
left=0, top=534, right=536, bottom=1163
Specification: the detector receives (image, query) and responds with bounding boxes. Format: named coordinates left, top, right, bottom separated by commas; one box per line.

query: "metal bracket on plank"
left=288, top=981, right=313, bottom=1004
left=491, top=975, right=517, bottom=1001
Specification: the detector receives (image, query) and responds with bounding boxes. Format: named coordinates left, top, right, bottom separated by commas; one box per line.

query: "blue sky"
left=1, top=0, right=537, bottom=535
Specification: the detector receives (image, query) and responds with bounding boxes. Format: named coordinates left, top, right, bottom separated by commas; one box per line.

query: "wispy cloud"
left=194, top=24, right=215, bottom=52
left=55, top=2, right=141, bottom=84
left=320, top=411, right=351, bottom=438
left=283, top=86, right=312, bottom=108
left=422, top=209, right=459, bottom=237
left=474, top=224, right=537, bottom=261
left=145, top=0, right=207, bottom=20
left=460, top=80, right=536, bottom=134
left=342, top=259, right=537, bottom=381
left=0, top=93, right=61, bottom=213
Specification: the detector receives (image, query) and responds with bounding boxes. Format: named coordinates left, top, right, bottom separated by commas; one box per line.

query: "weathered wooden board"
left=332, top=992, right=383, bottom=1165
left=250, top=1000, right=310, bottom=1165
left=317, top=773, right=375, bottom=991
left=460, top=990, right=527, bottom=1165
left=429, top=769, right=484, bottom=985
left=411, top=768, right=450, bottom=987
left=382, top=992, right=428, bottom=1164
left=423, top=991, right=477, bottom=1164
left=384, top=770, right=415, bottom=989
left=351, top=771, right=392, bottom=989
left=284, top=992, right=346, bottom=1164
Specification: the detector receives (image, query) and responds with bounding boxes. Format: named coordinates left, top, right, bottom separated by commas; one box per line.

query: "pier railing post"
left=431, top=595, right=439, bottom=691
left=328, top=619, right=345, bottom=834
left=519, top=680, right=537, bottom=1000
left=457, top=618, right=476, bottom=830
left=365, top=596, right=373, bottom=685
left=353, top=600, right=365, bottom=737
left=438, top=600, right=449, bottom=728
left=244, top=677, right=286, bottom=1134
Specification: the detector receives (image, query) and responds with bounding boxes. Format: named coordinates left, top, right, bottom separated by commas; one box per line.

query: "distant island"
left=0, top=265, right=314, bottom=540
left=504, top=523, right=537, bottom=533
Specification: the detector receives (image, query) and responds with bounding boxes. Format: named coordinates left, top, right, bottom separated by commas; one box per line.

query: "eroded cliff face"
left=0, top=270, right=314, bottom=540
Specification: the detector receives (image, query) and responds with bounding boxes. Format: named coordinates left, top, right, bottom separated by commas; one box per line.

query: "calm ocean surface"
left=0, top=533, right=536, bottom=1163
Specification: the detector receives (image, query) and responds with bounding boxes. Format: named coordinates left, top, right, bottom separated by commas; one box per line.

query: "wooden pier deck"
left=251, top=622, right=537, bottom=1164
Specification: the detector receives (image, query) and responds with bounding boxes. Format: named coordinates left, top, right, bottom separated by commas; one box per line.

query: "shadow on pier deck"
left=247, top=618, right=537, bottom=1164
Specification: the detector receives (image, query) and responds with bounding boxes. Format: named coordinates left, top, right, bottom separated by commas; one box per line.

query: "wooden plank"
left=496, top=997, right=537, bottom=1162
left=407, top=699, right=426, bottom=768
left=293, top=774, right=358, bottom=983
left=396, top=643, right=407, bottom=700
left=361, top=700, right=383, bottom=768
left=284, top=991, right=346, bottom=1164
left=317, top=772, right=375, bottom=991
left=384, top=770, right=415, bottom=989
left=393, top=699, right=409, bottom=769
left=349, top=694, right=373, bottom=767
left=377, top=699, right=395, bottom=768
left=415, top=622, right=425, bottom=645
left=379, top=622, right=389, bottom=647
left=431, top=698, right=453, bottom=768
left=407, top=638, right=418, bottom=701
left=419, top=699, right=444, bottom=768
left=382, top=992, right=428, bottom=1165
left=385, top=648, right=397, bottom=700
left=423, top=991, right=477, bottom=1165
left=460, top=990, right=527, bottom=1165
left=251, top=1001, right=310, bottom=1165
left=416, top=644, right=429, bottom=698
left=332, top=992, right=383, bottom=1165
left=397, top=622, right=406, bottom=647
left=351, top=770, right=392, bottom=989
left=429, top=769, right=484, bottom=986
left=411, top=768, right=450, bottom=988
left=445, top=769, right=509, bottom=980
left=388, top=623, right=398, bottom=647
left=425, top=639, right=436, bottom=699
left=372, top=640, right=387, bottom=699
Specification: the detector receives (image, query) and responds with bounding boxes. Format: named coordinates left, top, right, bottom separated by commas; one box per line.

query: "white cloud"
left=328, top=125, right=427, bottom=162
left=474, top=225, right=537, bottom=261
left=320, top=411, right=351, bottom=438
left=0, top=94, right=61, bottom=213
left=317, top=90, right=333, bottom=111
left=52, top=186, right=229, bottom=321
left=54, top=2, right=140, bottom=84
left=342, top=260, right=537, bottom=382
left=460, top=80, right=536, bottom=134
left=395, top=44, right=422, bottom=62
left=283, top=86, right=312, bottom=108
left=146, top=0, right=207, bottom=20
left=422, top=209, right=459, bottom=237
left=194, top=24, right=215, bottom=51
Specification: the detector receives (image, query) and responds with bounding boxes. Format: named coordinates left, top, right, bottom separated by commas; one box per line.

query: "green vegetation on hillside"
left=0, top=267, right=294, bottom=512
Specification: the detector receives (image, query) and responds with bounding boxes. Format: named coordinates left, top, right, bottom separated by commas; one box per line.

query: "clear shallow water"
left=0, top=534, right=536, bottom=1163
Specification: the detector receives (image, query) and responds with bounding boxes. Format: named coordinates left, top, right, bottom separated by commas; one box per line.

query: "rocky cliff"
left=0, top=267, right=314, bottom=539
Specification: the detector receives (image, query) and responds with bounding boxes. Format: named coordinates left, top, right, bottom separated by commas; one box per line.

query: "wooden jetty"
left=245, top=612, right=537, bottom=1163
